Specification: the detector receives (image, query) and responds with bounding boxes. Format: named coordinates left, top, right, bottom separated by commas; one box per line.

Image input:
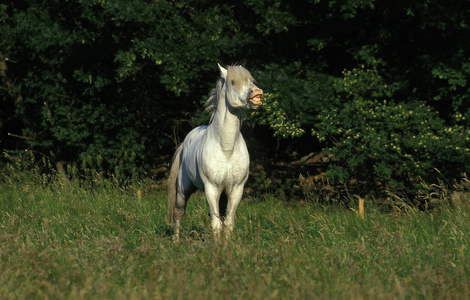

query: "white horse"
left=168, top=64, right=263, bottom=240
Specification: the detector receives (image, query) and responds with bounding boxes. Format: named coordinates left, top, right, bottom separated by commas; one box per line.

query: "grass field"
left=1, top=174, right=469, bottom=299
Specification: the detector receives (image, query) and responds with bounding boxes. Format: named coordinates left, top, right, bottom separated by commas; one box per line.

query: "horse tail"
left=168, top=144, right=183, bottom=225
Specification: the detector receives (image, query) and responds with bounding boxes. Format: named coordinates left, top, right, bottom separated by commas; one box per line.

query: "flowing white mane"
left=205, top=78, right=224, bottom=121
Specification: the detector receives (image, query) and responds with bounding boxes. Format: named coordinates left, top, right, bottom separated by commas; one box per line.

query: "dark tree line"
left=1, top=0, right=469, bottom=195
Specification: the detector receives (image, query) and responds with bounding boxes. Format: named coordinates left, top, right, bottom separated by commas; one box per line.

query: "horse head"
left=218, top=63, right=263, bottom=110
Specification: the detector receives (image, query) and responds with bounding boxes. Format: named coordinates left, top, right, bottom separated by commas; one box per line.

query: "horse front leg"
left=224, top=186, right=244, bottom=238
left=204, top=185, right=223, bottom=240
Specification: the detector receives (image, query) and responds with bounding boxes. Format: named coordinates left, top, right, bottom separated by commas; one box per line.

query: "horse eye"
left=231, top=80, right=235, bottom=86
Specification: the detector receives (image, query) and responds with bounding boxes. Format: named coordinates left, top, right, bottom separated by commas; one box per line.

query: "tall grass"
left=0, top=169, right=469, bottom=299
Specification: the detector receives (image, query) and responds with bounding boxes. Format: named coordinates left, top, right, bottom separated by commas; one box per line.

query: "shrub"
left=249, top=93, right=305, bottom=139
left=313, top=65, right=470, bottom=193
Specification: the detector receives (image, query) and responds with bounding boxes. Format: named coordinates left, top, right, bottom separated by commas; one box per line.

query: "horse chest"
left=200, top=145, right=249, bottom=184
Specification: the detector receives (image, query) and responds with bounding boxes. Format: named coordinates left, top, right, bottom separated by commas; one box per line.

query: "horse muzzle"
left=248, top=87, right=263, bottom=109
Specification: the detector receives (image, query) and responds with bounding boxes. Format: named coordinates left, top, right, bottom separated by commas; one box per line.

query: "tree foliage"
left=313, top=65, right=470, bottom=192
left=1, top=0, right=251, bottom=179
left=1, top=0, right=469, bottom=192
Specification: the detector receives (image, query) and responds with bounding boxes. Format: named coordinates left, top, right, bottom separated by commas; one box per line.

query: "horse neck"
left=208, top=95, right=244, bottom=154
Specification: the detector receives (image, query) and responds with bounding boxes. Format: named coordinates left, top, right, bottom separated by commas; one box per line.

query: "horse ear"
left=218, top=63, right=227, bottom=79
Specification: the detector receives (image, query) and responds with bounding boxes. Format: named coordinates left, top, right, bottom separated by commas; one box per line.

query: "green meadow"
left=1, top=174, right=469, bottom=299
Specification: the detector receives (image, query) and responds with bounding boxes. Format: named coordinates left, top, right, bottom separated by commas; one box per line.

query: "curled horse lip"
left=249, top=94, right=263, bottom=106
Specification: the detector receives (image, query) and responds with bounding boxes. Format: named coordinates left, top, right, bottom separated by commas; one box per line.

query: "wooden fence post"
left=358, top=197, right=365, bottom=219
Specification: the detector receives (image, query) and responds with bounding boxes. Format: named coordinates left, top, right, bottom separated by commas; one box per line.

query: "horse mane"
left=205, top=65, right=254, bottom=122
left=205, top=77, right=224, bottom=122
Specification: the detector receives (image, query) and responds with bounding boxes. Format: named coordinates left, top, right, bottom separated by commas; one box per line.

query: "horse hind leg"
left=219, top=192, right=228, bottom=219
left=173, top=191, right=186, bottom=241
left=173, top=180, right=196, bottom=241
